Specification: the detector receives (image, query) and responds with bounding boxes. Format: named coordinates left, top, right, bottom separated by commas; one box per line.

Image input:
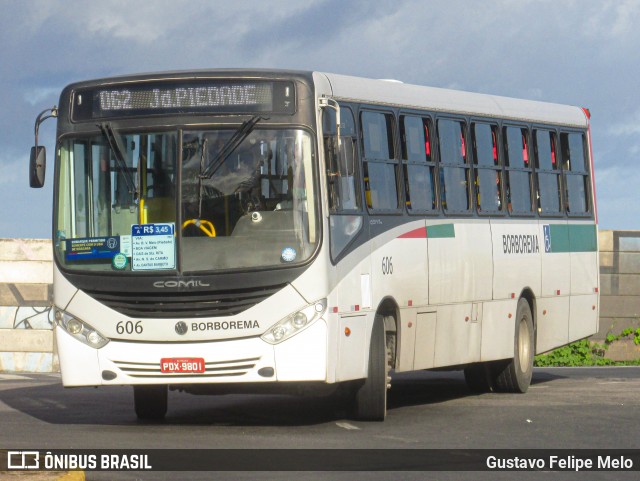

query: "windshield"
left=55, top=127, right=318, bottom=273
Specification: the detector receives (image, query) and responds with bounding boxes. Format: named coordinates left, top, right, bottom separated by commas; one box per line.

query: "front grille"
left=112, top=356, right=260, bottom=378
left=86, top=284, right=286, bottom=318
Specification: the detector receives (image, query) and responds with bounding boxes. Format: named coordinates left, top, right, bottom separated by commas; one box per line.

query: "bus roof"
left=59, top=69, right=589, bottom=129
left=319, top=72, right=588, bottom=128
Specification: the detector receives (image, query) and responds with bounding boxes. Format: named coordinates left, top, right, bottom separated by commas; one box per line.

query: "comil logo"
left=153, top=280, right=211, bottom=289
left=7, top=451, right=39, bottom=470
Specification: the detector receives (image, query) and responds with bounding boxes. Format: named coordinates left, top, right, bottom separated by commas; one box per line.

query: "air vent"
left=85, top=284, right=286, bottom=318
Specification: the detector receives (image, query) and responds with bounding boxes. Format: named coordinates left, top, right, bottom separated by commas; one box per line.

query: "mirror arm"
left=318, top=97, right=341, bottom=147
left=34, top=106, right=58, bottom=151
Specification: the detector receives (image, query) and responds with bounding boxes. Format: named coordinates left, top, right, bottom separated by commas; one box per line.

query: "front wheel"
left=494, top=298, right=534, bottom=393
left=134, top=385, right=168, bottom=420
left=350, top=315, right=389, bottom=421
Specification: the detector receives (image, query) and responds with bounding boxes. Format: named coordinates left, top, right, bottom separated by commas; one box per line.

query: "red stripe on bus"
left=398, top=227, right=427, bottom=238
left=582, top=107, right=598, bottom=225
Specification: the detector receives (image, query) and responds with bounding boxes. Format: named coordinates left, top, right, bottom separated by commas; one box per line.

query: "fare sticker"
left=131, top=223, right=176, bottom=271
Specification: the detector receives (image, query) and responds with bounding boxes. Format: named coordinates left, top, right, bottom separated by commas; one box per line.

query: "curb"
left=55, top=473, right=85, bottom=481
left=0, top=472, right=84, bottom=480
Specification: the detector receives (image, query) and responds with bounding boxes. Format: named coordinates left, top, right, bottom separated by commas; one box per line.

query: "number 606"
left=382, top=256, right=393, bottom=275
left=116, top=321, right=143, bottom=334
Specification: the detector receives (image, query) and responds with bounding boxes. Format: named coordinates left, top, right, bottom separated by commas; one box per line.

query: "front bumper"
left=55, top=319, right=327, bottom=387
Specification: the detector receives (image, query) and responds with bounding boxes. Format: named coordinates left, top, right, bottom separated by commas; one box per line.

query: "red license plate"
left=160, top=357, right=205, bottom=373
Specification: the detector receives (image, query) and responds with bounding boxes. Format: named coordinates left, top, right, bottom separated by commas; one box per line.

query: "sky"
left=1, top=0, right=639, bottom=238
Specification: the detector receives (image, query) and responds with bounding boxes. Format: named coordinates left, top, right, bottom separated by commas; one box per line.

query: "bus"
left=29, top=70, right=599, bottom=421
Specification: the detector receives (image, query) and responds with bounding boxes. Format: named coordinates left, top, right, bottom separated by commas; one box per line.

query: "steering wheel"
left=182, top=219, right=216, bottom=237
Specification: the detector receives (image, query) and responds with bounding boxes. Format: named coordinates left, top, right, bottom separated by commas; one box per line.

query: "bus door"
left=324, top=105, right=370, bottom=380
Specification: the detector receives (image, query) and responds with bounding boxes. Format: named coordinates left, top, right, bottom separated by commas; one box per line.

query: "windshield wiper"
left=200, top=116, right=265, bottom=179
left=98, top=122, right=138, bottom=199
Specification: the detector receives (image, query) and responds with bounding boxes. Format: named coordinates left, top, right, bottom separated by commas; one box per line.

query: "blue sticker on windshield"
left=65, top=236, right=120, bottom=261
left=281, top=247, right=297, bottom=263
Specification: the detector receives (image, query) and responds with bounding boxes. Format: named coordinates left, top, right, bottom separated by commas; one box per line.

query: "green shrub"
left=534, top=339, right=614, bottom=367
left=534, top=325, right=640, bottom=367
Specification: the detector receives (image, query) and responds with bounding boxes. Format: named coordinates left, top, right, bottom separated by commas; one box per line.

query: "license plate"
left=160, top=357, right=205, bottom=373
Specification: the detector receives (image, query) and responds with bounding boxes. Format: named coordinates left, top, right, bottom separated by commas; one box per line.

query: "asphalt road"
left=0, top=367, right=639, bottom=481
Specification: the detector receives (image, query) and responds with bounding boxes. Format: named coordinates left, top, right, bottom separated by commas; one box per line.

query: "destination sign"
left=72, top=80, right=295, bottom=120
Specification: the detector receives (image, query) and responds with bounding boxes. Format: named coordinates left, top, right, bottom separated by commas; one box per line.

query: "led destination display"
left=72, top=79, right=295, bottom=120
left=99, top=84, right=271, bottom=111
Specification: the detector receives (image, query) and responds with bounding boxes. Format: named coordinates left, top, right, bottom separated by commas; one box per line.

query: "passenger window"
left=361, top=111, right=399, bottom=210
left=472, top=122, right=502, bottom=213
left=503, top=126, right=533, bottom=214
left=437, top=119, right=470, bottom=213
left=534, top=129, right=562, bottom=215
left=560, top=132, right=589, bottom=215
left=362, top=111, right=394, bottom=160
left=402, top=115, right=432, bottom=162
left=401, top=115, right=436, bottom=212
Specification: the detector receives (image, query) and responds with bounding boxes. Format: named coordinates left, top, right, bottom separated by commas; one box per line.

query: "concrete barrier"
left=597, top=230, right=640, bottom=360
left=1, top=232, right=639, bottom=373
left=0, top=238, right=56, bottom=372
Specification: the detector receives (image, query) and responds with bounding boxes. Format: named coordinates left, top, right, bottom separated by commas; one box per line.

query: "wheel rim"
left=518, top=317, right=531, bottom=373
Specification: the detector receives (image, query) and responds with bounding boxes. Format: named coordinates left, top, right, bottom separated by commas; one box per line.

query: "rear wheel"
left=495, top=298, right=534, bottom=393
left=350, top=315, right=389, bottom=421
left=134, top=385, right=168, bottom=420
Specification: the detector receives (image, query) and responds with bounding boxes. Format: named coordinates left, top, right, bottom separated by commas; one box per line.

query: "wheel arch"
left=375, top=296, right=400, bottom=368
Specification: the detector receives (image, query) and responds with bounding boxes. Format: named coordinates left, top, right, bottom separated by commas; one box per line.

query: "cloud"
left=593, top=162, right=640, bottom=228
left=0, top=154, right=23, bottom=186
left=2, top=0, right=640, bottom=235
left=608, top=109, right=640, bottom=136
left=0, top=149, right=53, bottom=239
left=57, top=0, right=325, bottom=46
left=584, top=0, right=640, bottom=39
left=0, top=147, right=53, bottom=238
left=23, top=87, right=61, bottom=107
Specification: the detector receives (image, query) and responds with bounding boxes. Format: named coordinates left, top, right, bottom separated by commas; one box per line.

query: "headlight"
left=55, top=308, right=109, bottom=349
left=261, top=299, right=327, bottom=344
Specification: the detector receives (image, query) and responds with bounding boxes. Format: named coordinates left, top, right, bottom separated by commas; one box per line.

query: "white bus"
left=30, top=70, right=599, bottom=421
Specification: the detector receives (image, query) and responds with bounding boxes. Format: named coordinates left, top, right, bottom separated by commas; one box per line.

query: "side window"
left=503, top=126, right=533, bottom=214
left=560, top=132, right=589, bottom=215
left=534, top=129, right=562, bottom=215
left=401, top=115, right=436, bottom=212
left=323, top=107, right=360, bottom=212
left=361, top=111, right=399, bottom=210
left=437, top=118, right=470, bottom=213
left=472, top=122, right=502, bottom=213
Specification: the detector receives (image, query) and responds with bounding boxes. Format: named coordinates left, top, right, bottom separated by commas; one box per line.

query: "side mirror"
left=30, top=146, right=46, bottom=188
left=30, top=106, right=58, bottom=188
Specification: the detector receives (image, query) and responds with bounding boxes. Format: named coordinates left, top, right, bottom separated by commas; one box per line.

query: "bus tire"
left=495, top=298, right=534, bottom=393
left=350, top=315, right=388, bottom=421
left=134, top=385, right=168, bottom=420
